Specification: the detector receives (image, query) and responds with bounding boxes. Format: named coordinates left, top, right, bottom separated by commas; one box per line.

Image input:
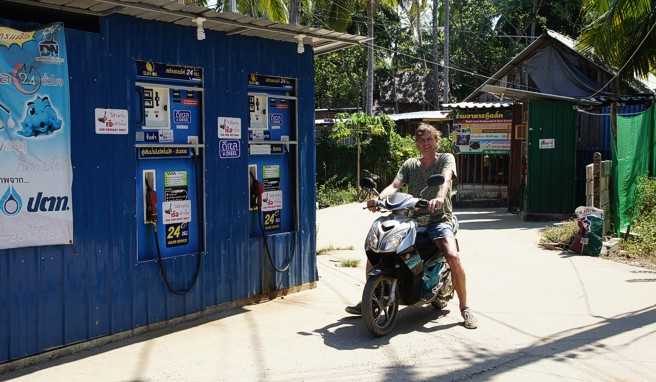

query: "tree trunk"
left=290, top=0, right=299, bottom=24
left=366, top=0, right=375, bottom=115
left=417, top=7, right=422, bottom=46
left=392, top=43, right=399, bottom=113
left=432, top=0, right=440, bottom=108
left=356, top=135, right=361, bottom=190
left=442, top=0, right=449, bottom=103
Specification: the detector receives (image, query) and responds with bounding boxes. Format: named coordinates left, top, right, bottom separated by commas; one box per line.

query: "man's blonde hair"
left=414, top=123, right=441, bottom=141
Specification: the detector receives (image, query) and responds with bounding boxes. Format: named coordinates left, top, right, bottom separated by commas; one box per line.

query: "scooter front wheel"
left=362, top=275, right=399, bottom=337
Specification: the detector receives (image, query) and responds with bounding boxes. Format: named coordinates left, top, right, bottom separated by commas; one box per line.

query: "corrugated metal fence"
left=0, top=15, right=317, bottom=363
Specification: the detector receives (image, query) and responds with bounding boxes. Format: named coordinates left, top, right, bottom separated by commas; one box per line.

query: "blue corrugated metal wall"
left=0, top=14, right=317, bottom=363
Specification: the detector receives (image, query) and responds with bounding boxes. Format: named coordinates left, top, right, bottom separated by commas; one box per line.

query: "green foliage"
left=316, top=176, right=359, bottom=208
left=315, top=48, right=366, bottom=109
left=331, top=112, right=391, bottom=141
left=320, top=112, right=417, bottom=186
left=622, top=177, right=656, bottom=258
left=578, top=0, right=656, bottom=79
left=438, top=134, right=455, bottom=154
left=211, top=0, right=289, bottom=22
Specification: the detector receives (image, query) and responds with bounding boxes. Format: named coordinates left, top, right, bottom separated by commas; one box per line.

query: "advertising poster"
left=163, top=170, right=190, bottom=247
left=0, top=23, right=74, bottom=250
left=95, top=108, right=128, bottom=134
left=218, top=116, right=241, bottom=139
left=453, top=110, right=512, bottom=154
left=262, top=164, right=281, bottom=230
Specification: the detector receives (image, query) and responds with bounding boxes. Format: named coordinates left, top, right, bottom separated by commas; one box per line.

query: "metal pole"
left=366, top=0, right=375, bottom=114
left=432, top=0, right=440, bottom=108
left=442, top=0, right=449, bottom=103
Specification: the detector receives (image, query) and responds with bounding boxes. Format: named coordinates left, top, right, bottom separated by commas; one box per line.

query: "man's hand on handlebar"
left=366, top=199, right=380, bottom=212
left=428, top=197, right=444, bottom=214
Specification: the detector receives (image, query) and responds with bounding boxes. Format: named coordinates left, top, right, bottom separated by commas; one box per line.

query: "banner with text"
left=453, top=110, right=512, bottom=154
left=0, top=23, right=73, bottom=250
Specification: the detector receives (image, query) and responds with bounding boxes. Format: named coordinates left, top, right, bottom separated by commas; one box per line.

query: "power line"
left=360, top=40, right=544, bottom=93
left=589, top=19, right=656, bottom=98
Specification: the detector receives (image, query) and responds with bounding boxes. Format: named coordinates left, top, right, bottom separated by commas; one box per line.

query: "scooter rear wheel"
left=362, top=275, right=399, bottom=337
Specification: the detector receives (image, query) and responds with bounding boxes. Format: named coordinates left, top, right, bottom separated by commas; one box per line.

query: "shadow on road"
left=379, top=305, right=656, bottom=381
left=299, top=306, right=458, bottom=351
left=455, top=209, right=550, bottom=231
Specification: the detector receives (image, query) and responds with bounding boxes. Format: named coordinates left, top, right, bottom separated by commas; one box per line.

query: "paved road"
left=3, top=206, right=656, bottom=381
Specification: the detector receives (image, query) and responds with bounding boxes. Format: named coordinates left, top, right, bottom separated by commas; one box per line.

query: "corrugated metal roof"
left=6, top=0, right=369, bottom=54
left=388, top=110, right=451, bottom=121
left=442, top=102, right=512, bottom=109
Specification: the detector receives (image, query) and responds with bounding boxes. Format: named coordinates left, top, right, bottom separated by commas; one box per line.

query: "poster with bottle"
left=249, top=94, right=268, bottom=132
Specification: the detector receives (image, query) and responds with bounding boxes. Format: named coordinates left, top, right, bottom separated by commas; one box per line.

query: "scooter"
left=359, top=174, right=455, bottom=336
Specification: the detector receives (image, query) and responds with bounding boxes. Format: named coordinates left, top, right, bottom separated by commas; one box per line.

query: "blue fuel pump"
left=247, top=74, right=299, bottom=275
left=135, top=61, right=205, bottom=295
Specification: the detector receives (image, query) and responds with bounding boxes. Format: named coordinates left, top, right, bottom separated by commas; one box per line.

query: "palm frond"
left=578, top=0, right=656, bottom=78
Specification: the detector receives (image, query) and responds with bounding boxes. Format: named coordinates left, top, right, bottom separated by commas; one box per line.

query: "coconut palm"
left=197, top=0, right=289, bottom=22
left=577, top=0, right=656, bottom=79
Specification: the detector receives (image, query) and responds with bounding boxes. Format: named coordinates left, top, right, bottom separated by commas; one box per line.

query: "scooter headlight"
left=365, top=225, right=379, bottom=250
left=380, top=230, right=405, bottom=253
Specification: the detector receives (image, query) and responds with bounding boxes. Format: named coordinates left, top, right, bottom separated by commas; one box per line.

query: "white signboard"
left=539, top=138, right=556, bottom=149
left=95, top=108, right=128, bottom=135
left=261, top=190, right=283, bottom=212
left=162, top=200, right=192, bottom=224
left=218, top=117, right=241, bottom=139
left=250, top=144, right=271, bottom=155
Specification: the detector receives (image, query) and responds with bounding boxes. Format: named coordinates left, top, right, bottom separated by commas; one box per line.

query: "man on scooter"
left=346, top=123, right=478, bottom=329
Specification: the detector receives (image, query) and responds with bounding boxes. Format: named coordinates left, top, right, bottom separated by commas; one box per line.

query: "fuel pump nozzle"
left=145, top=177, right=158, bottom=225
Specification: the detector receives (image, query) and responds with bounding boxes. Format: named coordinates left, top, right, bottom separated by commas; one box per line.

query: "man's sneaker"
left=345, top=302, right=362, bottom=315
left=461, top=308, right=478, bottom=329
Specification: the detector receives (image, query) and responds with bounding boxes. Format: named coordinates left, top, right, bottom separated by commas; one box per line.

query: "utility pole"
left=229, top=0, right=237, bottom=12
left=432, top=0, right=440, bottom=109
left=442, top=0, right=449, bottom=103
left=366, top=0, right=375, bottom=115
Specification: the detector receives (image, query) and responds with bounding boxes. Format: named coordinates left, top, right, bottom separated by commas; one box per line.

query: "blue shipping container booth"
left=0, top=0, right=366, bottom=367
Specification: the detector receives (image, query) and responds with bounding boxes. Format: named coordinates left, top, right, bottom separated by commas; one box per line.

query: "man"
left=346, top=123, right=477, bottom=329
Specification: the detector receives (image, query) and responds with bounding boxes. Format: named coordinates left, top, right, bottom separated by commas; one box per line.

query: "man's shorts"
left=426, top=222, right=455, bottom=241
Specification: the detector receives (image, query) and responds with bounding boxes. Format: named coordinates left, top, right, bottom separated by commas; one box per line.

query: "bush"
left=317, top=176, right=358, bottom=208
left=622, top=177, right=656, bottom=259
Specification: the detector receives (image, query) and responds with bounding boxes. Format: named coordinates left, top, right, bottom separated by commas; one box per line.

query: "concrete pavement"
left=2, top=205, right=656, bottom=381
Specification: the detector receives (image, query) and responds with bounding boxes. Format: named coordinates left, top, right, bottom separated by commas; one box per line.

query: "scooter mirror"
left=426, top=174, right=445, bottom=187
left=360, top=177, right=377, bottom=190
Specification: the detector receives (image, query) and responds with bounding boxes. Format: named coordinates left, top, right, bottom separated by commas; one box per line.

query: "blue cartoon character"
left=18, top=96, right=62, bottom=137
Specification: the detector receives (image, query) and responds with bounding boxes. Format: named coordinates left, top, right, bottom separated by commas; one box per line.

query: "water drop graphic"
left=1, top=186, right=22, bottom=216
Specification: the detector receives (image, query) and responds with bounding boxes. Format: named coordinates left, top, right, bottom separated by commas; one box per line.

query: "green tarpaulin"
left=612, top=105, right=656, bottom=234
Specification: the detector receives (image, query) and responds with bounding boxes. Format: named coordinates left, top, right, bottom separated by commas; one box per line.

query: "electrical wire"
left=574, top=107, right=650, bottom=117
left=588, top=20, right=656, bottom=98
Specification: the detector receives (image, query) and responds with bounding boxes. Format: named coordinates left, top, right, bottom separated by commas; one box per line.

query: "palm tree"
left=577, top=0, right=656, bottom=79
left=202, top=0, right=289, bottom=22
left=311, top=0, right=398, bottom=114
